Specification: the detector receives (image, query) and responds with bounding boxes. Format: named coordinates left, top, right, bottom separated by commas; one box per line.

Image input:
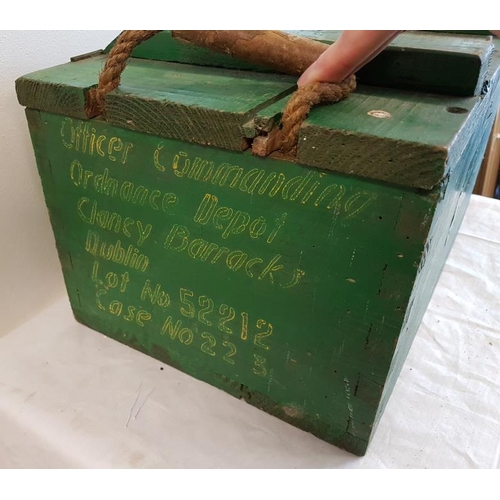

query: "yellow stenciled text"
left=61, top=117, right=133, bottom=164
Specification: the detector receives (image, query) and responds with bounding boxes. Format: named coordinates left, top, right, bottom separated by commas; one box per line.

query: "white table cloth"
left=1, top=194, right=499, bottom=468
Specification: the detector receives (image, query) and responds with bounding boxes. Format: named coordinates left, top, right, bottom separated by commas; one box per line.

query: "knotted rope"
left=85, top=30, right=356, bottom=155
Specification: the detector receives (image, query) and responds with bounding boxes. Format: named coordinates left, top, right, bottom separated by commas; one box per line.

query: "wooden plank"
left=121, top=30, right=493, bottom=96
left=104, top=59, right=296, bottom=151
left=15, top=55, right=108, bottom=119
left=290, top=87, right=475, bottom=189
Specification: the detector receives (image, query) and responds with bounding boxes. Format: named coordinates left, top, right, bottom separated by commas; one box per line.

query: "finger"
left=298, top=30, right=401, bottom=87
left=348, top=30, right=402, bottom=75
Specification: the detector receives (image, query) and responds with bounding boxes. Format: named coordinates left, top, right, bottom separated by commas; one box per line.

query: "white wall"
left=0, top=30, right=121, bottom=335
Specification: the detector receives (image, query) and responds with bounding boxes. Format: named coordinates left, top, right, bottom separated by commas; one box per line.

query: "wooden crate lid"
left=127, top=31, right=494, bottom=97
left=16, top=31, right=500, bottom=190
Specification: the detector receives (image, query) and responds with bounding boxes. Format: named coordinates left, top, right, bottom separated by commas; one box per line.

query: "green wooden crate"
left=16, top=31, right=500, bottom=456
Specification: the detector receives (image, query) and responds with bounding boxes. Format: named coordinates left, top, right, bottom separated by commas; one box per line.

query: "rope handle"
left=279, top=77, right=356, bottom=154
left=85, top=30, right=356, bottom=154
left=86, top=30, right=161, bottom=118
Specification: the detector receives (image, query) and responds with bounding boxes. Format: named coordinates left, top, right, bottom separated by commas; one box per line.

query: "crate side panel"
left=373, top=48, right=500, bottom=435
left=27, top=110, right=436, bottom=455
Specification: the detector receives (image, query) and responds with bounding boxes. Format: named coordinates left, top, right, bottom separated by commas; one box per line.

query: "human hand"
left=298, top=30, right=402, bottom=87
